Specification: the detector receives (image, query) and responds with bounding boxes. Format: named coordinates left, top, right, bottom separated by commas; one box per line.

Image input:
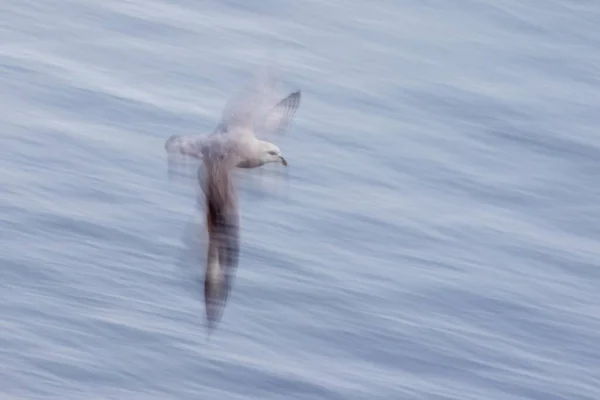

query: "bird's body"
left=165, top=72, right=301, bottom=331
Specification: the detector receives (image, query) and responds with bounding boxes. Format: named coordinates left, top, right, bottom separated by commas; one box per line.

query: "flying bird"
left=165, top=73, right=301, bottom=331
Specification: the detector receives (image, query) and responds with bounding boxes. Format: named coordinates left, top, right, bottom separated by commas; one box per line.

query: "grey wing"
left=213, top=77, right=269, bottom=136
left=201, top=143, right=243, bottom=331
left=203, top=204, right=239, bottom=331
left=214, top=68, right=298, bottom=139
left=165, top=134, right=206, bottom=159
left=260, top=90, right=301, bottom=136
left=164, top=134, right=208, bottom=183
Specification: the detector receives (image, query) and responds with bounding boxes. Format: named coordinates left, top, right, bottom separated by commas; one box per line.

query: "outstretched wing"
left=165, top=134, right=205, bottom=159
left=201, top=140, right=244, bottom=332
left=216, top=68, right=277, bottom=133
left=215, top=69, right=301, bottom=140
left=164, top=134, right=207, bottom=183
left=260, top=90, right=301, bottom=137
left=203, top=198, right=239, bottom=332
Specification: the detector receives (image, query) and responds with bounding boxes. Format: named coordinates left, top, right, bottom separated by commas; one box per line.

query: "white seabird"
left=165, top=74, right=301, bottom=331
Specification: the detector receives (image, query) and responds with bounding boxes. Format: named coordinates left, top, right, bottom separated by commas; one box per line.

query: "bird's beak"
left=280, top=156, right=288, bottom=166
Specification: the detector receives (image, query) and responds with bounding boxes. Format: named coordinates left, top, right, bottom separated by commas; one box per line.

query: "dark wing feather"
left=201, top=141, right=241, bottom=332
left=261, top=90, right=301, bottom=136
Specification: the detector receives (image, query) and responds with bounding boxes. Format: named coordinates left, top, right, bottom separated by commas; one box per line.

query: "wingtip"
left=164, top=134, right=178, bottom=151
left=280, top=90, right=301, bottom=110
left=205, top=320, right=216, bottom=339
left=291, top=90, right=301, bottom=106
left=205, top=309, right=223, bottom=337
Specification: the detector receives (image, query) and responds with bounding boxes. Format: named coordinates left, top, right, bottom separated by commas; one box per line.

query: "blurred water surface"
left=1, top=0, right=599, bottom=399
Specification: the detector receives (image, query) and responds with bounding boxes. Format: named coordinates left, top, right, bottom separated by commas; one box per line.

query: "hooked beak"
left=280, top=156, right=288, bottom=166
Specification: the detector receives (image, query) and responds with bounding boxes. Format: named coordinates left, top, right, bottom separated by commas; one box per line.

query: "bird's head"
left=260, top=141, right=287, bottom=166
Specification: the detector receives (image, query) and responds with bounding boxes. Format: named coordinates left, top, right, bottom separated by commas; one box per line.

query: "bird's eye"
left=268, top=151, right=277, bottom=156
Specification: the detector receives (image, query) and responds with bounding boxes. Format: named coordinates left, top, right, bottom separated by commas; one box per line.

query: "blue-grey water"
left=1, top=1, right=599, bottom=399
